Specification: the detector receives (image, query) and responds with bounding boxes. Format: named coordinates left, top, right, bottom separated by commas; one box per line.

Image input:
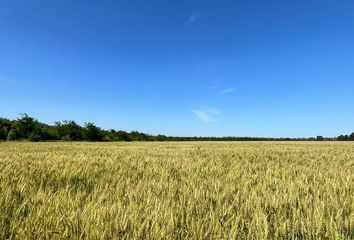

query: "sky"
left=1, top=0, right=354, bottom=137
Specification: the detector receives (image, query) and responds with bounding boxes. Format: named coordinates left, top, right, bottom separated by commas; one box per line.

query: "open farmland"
left=0, top=142, right=354, bottom=239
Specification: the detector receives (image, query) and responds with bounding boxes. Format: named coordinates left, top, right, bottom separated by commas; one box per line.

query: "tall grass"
left=0, top=142, right=353, bottom=239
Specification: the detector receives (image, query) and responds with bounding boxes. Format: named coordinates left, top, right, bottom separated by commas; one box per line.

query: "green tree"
left=28, top=126, right=52, bottom=142
left=55, top=120, right=83, bottom=140
left=349, top=133, right=354, bottom=141
left=15, top=113, right=38, bottom=139
left=0, top=118, right=12, bottom=140
left=116, top=131, right=130, bottom=141
left=84, top=122, right=103, bottom=141
left=337, top=135, right=349, bottom=141
left=156, top=135, right=168, bottom=141
left=129, top=131, right=149, bottom=141
left=7, top=129, right=18, bottom=140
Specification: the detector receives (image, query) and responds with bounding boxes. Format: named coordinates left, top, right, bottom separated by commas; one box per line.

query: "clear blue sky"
left=1, top=0, right=353, bottom=137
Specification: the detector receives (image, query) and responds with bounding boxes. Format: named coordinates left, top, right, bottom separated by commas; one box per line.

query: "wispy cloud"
left=188, top=12, right=202, bottom=24
left=219, top=88, right=235, bottom=94
left=191, top=106, right=220, bottom=122
left=208, top=83, right=235, bottom=95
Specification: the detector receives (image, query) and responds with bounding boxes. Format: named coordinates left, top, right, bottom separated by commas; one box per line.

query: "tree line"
left=0, top=114, right=353, bottom=142
left=337, top=134, right=354, bottom=141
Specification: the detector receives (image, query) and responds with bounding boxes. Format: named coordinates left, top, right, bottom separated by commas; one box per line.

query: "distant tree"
left=349, top=133, right=354, bottom=141
left=337, top=135, right=349, bottom=141
left=55, top=120, right=83, bottom=140
left=0, top=118, right=12, bottom=140
left=116, top=130, right=130, bottom=141
left=156, top=135, right=168, bottom=141
left=29, top=131, right=43, bottom=142
left=84, top=122, right=103, bottom=141
left=15, top=113, right=38, bottom=139
left=129, top=131, right=149, bottom=141
left=7, top=129, right=18, bottom=140
left=28, top=125, right=53, bottom=142
left=103, top=129, right=129, bottom=141
left=103, top=129, right=115, bottom=141
left=316, top=136, right=324, bottom=141
left=45, top=125, right=60, bottom=140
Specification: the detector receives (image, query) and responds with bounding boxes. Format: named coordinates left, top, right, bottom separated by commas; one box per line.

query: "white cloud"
left=191, top=106, right=220, bottom=122
left=219, top=88, right=235, bottom=94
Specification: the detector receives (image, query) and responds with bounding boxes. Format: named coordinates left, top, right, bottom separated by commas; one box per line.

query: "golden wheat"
left=0, top=142, right=353, bottom=239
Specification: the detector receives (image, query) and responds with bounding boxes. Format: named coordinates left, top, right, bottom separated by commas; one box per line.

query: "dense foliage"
left=0, top=114, right=352, bottom=141
left=0, top=142, right=353, bottom=239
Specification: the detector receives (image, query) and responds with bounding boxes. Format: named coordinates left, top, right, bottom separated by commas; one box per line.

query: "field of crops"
left=0, top=142, right=353, bottom=239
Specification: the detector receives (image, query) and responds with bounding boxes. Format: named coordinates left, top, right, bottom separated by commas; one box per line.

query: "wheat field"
left=0, top=142, right=353, bottom=239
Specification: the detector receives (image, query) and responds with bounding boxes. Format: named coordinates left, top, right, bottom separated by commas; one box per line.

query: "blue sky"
left=1, top=0, right=353, bottom=137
